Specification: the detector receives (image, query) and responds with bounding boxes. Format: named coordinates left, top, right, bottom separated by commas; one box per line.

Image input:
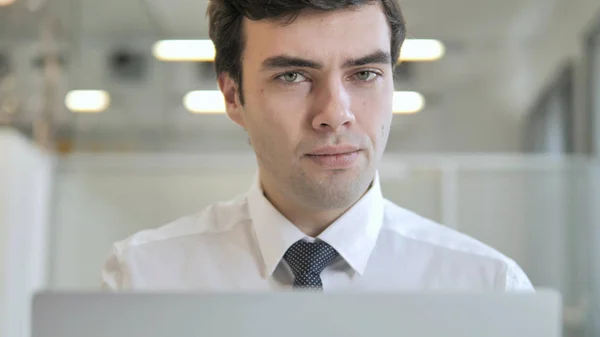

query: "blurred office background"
left=1, top=0, right=600, bottom=336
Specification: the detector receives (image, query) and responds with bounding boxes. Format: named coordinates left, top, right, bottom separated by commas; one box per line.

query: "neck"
left=259, top=172, right=370, bottom=238
left=269, top=197, right=348, bottom=238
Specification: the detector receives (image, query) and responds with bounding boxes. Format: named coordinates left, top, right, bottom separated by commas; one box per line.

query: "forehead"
left=242, top=4, right=391, bottom=68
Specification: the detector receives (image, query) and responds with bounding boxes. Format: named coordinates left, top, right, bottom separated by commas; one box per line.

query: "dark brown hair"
left=207, top=0, right=406, bottom=104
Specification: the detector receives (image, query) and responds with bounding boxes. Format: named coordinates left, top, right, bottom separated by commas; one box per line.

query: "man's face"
left=221, top=4, right=395, bottom=210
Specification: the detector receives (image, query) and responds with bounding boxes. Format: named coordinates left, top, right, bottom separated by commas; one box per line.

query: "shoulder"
left=382, top=199, right=533, bottom=291
left=383, top=199, right=515, bottom=263
left=101, top=193, right=251, bottom=290
left=113, top=193, right=249, bottom=254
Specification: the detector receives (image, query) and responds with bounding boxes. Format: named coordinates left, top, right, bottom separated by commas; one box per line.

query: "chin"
left=315, top=165, right=372, bottom=189
left=290, top=165, right=373, bottom=210
left=312, top=177, right=370, bottom=209
left=312, top=165, right=363, bottom=180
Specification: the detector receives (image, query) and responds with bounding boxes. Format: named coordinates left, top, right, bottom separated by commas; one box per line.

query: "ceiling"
left=0, top=0, right=562, bottom=40
left=0, top=0, right=598, bottom=152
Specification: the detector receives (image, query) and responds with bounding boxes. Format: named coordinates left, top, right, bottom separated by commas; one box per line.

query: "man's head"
left=208, top=0, right=406, bottom=214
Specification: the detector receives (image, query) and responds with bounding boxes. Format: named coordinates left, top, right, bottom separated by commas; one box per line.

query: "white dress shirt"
left=101, top=172, right=534, bottom=291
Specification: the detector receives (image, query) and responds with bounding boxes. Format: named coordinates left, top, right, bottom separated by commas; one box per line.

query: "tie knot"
left=283, top=240, right=339, bottom=277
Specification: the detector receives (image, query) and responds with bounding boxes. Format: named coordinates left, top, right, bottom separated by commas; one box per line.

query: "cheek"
left=353, top=95, right=392, bottom=143
left=246, top=87, right=307, bottom=152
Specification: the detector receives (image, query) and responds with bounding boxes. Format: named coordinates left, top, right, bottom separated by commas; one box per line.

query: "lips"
left=307, top=145, right=360, bottom=156
left=305, top=146, right=361, bottom=169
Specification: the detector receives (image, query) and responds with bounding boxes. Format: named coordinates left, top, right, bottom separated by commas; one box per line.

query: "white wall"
left=589, top=163, right=600, bottom=335
left=0, top=128, right=54, bottom=337
left=591, top=28, right=600, bottom=156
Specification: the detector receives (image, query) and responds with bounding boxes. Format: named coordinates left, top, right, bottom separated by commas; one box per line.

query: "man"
left=102, top=0, right=533, bottom=291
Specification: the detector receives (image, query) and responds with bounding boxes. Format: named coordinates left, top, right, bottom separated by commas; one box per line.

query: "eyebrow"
left=261, top=50, right=392, bottom=71
left=262, top=56, right=322, bottom=70
left=342, top=50, right=392, bottom=68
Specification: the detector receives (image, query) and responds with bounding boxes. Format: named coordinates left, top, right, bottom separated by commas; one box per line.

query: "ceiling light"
left=400, top=39, right=445, bottom=62
left=184, top=90, right=423, bottom=114
left=153, top=40, right=215, bottom=62
left=153, top=39, right=444, bottom=62
left=65, top=90, right=110, bottom=113
left=392, top=91, right=425, bottom=114
left=0, top=0, right=16, bottom=6
left=184, top=90, right=225, bottom=114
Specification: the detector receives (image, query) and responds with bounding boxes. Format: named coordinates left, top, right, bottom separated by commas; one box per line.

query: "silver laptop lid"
left=32, top=290, right=562, bottom=337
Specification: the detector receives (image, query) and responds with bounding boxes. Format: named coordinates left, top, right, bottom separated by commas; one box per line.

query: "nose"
left=311, top=80, right=356, bottom=132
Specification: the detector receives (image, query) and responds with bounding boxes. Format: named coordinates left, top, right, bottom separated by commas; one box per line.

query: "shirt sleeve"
left=505, top=259, right=535, bottom=292
left=100, top=244, right=130, bottom=291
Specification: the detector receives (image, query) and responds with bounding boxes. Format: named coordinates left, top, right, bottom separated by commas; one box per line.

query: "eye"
left=354, top=71, right=378, bottom=82
left=279, top=72, right=307, bottom=83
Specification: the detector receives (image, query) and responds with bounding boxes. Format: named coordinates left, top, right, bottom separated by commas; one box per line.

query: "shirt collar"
left=248, top=172, right=385, bottom=278
left=247, top=173, right=307, bottom=278
left=318, top=172, right=384, bottom=275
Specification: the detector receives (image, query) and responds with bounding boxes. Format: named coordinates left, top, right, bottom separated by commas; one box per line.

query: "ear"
left=218, top=73, right=245, bottom=128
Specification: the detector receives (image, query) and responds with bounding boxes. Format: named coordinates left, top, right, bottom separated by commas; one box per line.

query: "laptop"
left=32, top=290, right=562, bottom=337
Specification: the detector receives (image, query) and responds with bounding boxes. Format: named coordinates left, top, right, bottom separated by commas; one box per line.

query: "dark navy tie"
left=283, top=240, right=339, bottom=291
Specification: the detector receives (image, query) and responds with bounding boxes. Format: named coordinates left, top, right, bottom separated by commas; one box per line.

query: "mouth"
left=306, top=150, right=360, bottom=158
left=306, top=145, right=360, bottom=156
left=305, top=147, right=361, bottom=169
